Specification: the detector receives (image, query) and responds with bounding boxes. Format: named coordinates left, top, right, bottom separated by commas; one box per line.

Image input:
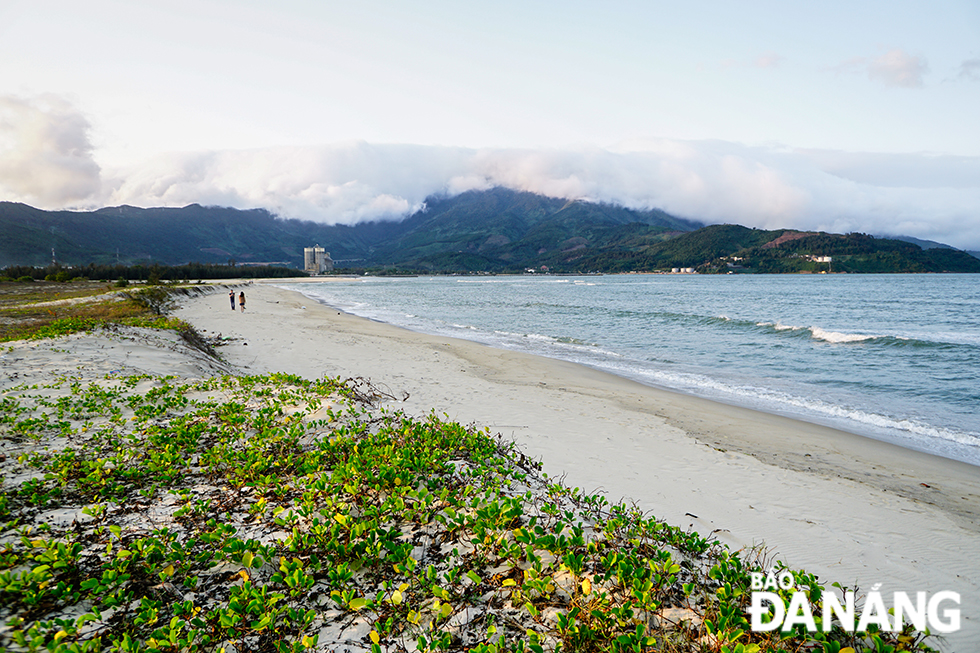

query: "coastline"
left=276, top=273, right=980, bottom=469
left=176, top=281, right=980, bottom=650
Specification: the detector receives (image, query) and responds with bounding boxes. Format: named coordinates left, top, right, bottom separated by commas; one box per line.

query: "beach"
left=172, top=281, right=979, bottom=650
left=1, top=281, right=976, bottom=651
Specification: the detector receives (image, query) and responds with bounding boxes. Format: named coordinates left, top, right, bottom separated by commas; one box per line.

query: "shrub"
left=122, top=286, right=175, bottom=315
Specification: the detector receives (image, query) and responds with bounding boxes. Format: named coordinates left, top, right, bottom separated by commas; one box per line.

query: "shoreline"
left=267, top=275, right=980, bottom=470
left=272, top=279, right=980, bottom=528
left=176, top=282, right=980, bottom=650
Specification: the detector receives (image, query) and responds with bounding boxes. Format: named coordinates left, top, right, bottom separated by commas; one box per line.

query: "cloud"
left=4, top=96, right=978, bottom=250
left=96, top=140, right=980, bottom=250
left=0, top=94, right=102, bottom=205
left=957, top=58, right=980, bottom=81
left=829, top=49, right=929, bottom=88
left=867, top=48, right=928, bottom=87
left=103, top=143, right=476, bottom=224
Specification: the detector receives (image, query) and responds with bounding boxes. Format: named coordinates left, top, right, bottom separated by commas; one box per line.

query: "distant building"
left=304, top=245, right=333, bottom=274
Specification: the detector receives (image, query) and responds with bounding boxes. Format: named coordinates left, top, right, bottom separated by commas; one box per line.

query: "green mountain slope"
left=0, top=188, right=701, bottom=269
left=365, top=188, right=698, bottom=268
left=586, top=225, right=980, bottom=274
left=2, top=192, right=977, bottom=273
left=0, top=202, right=396, bottom=267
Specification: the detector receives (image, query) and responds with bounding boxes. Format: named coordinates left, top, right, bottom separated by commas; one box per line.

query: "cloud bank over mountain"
left=0, top=95, right=101, bottom=204
left=1, top=95, right=979, bottom=250
left=101, top=143, right=980, bottom=251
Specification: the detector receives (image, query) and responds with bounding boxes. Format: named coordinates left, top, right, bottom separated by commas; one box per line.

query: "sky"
left=1, top=0, right=979, bottom=248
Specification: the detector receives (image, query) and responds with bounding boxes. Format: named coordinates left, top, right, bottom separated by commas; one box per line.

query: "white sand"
left=0, top=323, right=233, bottom=388
left=172, top=281, right=980, bottom=651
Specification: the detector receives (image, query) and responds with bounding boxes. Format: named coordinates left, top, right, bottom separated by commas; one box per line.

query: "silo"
left=314, top=247, right=334, bottom=272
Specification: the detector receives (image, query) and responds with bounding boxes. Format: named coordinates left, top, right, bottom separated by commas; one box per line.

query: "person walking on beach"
left=239, top=291, right=246, bottom=312
left=229, top=290, right=235, bottom=310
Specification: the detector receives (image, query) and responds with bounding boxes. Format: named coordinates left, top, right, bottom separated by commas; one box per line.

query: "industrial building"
left=303, top=245, right=333, bottom=274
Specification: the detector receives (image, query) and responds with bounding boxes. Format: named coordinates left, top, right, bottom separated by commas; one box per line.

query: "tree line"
left=0, top=262, right=307, bottom=283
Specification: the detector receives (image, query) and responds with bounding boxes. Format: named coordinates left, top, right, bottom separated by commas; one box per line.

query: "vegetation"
left=0, top=280, right=214, bottom=343
left=360, top=190, right=697, bottom=272
left=0, top=370, right=939, bottom=652
left=1, top=263, right=306, bottom=284
left=0, top=191, right=699, bottom=271
left=3, top=191, right=978, bottom=277
left=554, top=226, right=980, bottom=274
left=0, top=283, right=946, bottom=651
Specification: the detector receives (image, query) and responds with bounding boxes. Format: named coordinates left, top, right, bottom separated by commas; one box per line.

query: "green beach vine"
left=0, top=369, right=940, bottom=653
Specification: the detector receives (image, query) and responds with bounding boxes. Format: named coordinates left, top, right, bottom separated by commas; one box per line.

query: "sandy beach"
left=1, top=281, right=975, bottom=651
left=169, top=281, right=980, bottom=650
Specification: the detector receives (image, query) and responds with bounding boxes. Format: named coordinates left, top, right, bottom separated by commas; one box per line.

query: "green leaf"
left=348, top=597, right=368, bottom=611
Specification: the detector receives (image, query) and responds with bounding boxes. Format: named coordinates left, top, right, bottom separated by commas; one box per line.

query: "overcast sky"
left=2, top=0, right=979, bottom=248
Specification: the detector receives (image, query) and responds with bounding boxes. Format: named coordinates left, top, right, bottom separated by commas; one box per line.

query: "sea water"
left=280, top=274, right=980, bottom=466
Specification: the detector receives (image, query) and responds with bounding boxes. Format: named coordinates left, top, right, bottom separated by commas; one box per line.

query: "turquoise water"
left=282, top=274, right=980, bottom=466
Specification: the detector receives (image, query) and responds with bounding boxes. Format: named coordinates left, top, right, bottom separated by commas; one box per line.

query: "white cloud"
left=957, top=58, right=980, bottom=82
left=98, top=140, right=980, bottom=249
left=102, top=143, right=474, bottom=224
left=0, top=94, right=102, bottom=204
left=867, top=48, right=928, bottom=87
left=3, top=96, right=978, bottom=250
left=829, top=49, right=929, bottom=88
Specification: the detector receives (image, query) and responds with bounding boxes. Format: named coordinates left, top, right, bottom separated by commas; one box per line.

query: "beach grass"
left=0, top=364, right=939, bottom=653
left=0, top=280, right=115, bottom=308
left=0, top=283, right=201, bottom=344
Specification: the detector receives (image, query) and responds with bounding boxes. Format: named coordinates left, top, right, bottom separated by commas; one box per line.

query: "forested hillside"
left=2, top=190, right=978, bottom=273
left=0, top=189, right=699, bottom=270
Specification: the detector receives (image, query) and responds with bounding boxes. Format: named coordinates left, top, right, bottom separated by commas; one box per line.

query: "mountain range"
left=2, top=188, right=978, bottom=274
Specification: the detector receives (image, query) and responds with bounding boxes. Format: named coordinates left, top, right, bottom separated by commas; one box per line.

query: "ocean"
left=280, top=274, right=980, bottom=467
